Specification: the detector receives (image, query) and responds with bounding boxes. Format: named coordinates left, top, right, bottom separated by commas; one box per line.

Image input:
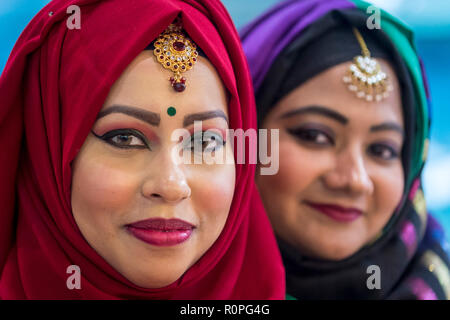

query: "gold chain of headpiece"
left=353, top=28, right=370, bottom=57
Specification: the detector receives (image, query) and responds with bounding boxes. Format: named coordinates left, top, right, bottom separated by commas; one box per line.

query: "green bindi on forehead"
left=167, top=106, right=176, bottom=117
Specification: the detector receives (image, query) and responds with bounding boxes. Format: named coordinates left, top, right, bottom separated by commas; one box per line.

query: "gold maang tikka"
left=343, top=28, right=393, bottom=102
left=153, top=18, right=199, bottom=92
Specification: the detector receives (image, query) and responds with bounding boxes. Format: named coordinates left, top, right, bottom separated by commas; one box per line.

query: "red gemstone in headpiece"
left=173, top=41, right=186, bottom=51
left=173, top=82, right=186, bottom=92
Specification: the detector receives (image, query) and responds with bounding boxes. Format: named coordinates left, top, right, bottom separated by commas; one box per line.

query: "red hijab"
left=0, top=0, right=284, bottom=299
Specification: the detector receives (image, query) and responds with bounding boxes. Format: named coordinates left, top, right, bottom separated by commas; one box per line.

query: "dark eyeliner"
left=91, top=129, right=150, bottom=149
left=287, top=125, right=334, bottom=145
left=184, top=131, right=226, bottom=152
left=368, top=143, right=400, bottom=160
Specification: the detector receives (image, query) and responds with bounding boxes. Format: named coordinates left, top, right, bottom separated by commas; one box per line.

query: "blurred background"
left=1, top=0, right=449, bottom=240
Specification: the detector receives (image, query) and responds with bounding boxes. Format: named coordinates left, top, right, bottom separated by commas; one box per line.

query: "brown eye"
left=368, top=143, right=399, bottom=161
left=110, top=134, right=143, bottom=147
left=183, top=131, right=225, bottom=153
left=287, top=127, right=334, bottom=146
left=92, top=129, right=149, bottom=149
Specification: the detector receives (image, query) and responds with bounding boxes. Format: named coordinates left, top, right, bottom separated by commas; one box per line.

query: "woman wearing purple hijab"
left=241, top=0, right=449, bottom=299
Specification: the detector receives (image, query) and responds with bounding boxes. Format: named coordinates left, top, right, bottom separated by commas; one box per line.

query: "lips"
left=304, top=201, right=363, bottom=223
left=126, top=218, right=195, bottom=246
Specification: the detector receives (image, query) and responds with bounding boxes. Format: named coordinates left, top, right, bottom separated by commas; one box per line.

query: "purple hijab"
left=240, top=0, right=354, bottom=91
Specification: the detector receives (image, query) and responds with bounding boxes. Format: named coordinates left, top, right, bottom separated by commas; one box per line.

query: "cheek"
left=258, top=137, right=327, bottom=200
left=372, top=163, right=405, bottom=221
left=192, top=177, right=234, bottom=217
left=188, top=155, right=235, bottom=232
left=256, top=136, right=335, bottom=236
left=71, top=149, right=140, bottom=226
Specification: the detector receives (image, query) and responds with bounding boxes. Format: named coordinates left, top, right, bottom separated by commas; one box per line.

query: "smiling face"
left=256, top=60, right=405, bottom=261
left=71, top=51, right=235, bottom=288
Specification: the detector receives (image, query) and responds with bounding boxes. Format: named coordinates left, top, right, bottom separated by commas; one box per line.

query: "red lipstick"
left=304, top=201, right=362, bottom=223
left=126, top=218, right=195, bottom=246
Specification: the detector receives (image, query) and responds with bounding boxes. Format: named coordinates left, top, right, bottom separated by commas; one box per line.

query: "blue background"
left=1, top=0, right=449, bottom=240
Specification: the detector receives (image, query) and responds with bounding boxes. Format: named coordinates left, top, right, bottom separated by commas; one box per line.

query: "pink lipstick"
left=304, top=201, right=362, bottom=223
left=126, top=218, right=195, bottom=246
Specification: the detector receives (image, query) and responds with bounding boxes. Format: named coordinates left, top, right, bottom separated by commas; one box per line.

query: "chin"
left=299, top=240, right=362, bottom=262
left=119, top=263, right=189, bottom=289
left=321, top=250, right=356, bottom=261
left=128, top=272, right=183, bottom=289
left=317, top=243, right=363, bottom=261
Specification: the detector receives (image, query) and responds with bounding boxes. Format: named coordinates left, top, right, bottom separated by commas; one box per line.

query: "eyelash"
left=288, top=127, right=334, bottom=146
left=92, top=129, right=150, bottom=150
left=182, top=131, right=226, bottom=153
left=367, top=143, right=399, bottom=161
left=92, top=129, right=226, bottom=154
left=287, top=127, right=400, bottom=161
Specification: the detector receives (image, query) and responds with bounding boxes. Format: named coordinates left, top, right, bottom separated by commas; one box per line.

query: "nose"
left=141, top=151, right=191, bottom=204
left=323, top=146, right=374, bottom=195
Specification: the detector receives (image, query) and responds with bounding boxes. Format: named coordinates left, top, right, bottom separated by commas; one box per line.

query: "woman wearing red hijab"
left=0, top=0, right=284, bottom=299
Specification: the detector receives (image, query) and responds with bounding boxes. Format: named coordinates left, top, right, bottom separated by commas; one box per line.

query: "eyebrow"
left=183, top=110, right=228, bottom=127
left=279, top=105, right=348, bottom=125
left=370, top=123, right=404, bottom=137
left=97, top=105, right=161, bottom=126
left=280, top=105, right=404, bottom=136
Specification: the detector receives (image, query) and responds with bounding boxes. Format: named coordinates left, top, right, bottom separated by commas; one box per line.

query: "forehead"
left=270, top=60, right=404, bottom=127
left=103, top=51, right=228, bottom=116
